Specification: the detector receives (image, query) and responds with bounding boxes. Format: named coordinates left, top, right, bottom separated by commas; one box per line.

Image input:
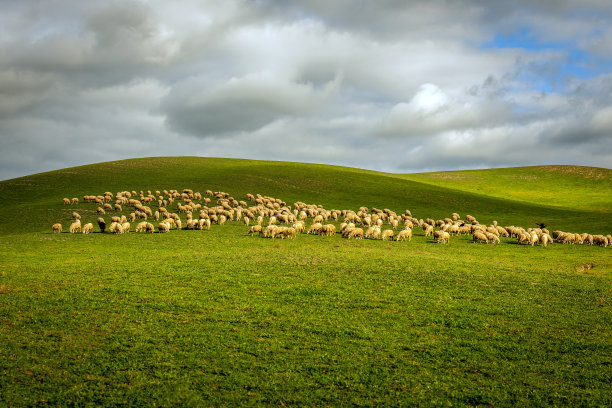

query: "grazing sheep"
left=71, top=198, right=79, bottom=205
left=248, top=225, right=263, bottom=236
left=62, top=198, right=70, bottom=205
left=135, top=221, right=148, bottom=232
left=293, top=221, right=305, bottom=234
left=72, top=212, right=81, bottom=220
left=529, top=232, right=539, bottom=246
left=158, top=222, right=170, bottom=233
left=82, top=223, right=93, bottom=234
left=433, top=230, right=450, bottom=243
left=263, top=225, right=278, bottom=238
left=321, top=224, right=337, bottom=237
left=145, top=222, right=155, bottom=233
left=108, top=222, right=121, bottom=234
left=97, top=207, right=106, bottom=215
left=541, top=233, right=552, bottom=247
left=52, top=223, right=62, bottom=233
left=97, top=218, right=106, bottom=233
left=472, top=232, right=488, bottom=244
left=348, top=228, right=364, bottom=239
left=381, top=230, right=394, bottom=241
left=485, top=232, right=500, bottom=245
left=69, top=220, right=81, bottom=233
left=423, top=224, right=434, bottom=237
left=396, top=228, right=412, bottom=242
left=307, top=223, right=323, bottom=235
left=243, top=216, right=250, bottom=226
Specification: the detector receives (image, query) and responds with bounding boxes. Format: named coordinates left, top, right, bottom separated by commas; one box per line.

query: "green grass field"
left=1, top=157, right=610, bottom=406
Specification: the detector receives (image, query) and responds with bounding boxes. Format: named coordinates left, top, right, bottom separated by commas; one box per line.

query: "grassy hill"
left=1, top=157, right=611, bottom=406
left=1, top=157, right=611, bottom=234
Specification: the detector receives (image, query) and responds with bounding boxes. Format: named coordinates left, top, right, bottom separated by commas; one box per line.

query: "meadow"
left=0, top=157, right=610, bottom=406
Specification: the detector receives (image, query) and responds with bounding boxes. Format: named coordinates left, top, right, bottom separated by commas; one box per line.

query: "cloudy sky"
left=1, top=0, right=611, bottom=180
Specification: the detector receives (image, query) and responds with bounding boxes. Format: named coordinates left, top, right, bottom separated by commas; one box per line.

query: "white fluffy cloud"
left=0, top=0, right=611, bottom=179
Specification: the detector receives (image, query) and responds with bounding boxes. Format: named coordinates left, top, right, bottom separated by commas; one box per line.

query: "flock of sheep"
left=53, top=188, right=611, bottom=248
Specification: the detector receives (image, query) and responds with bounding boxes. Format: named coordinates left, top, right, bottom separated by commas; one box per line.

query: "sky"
left=1, top=0, right=611, bottom=180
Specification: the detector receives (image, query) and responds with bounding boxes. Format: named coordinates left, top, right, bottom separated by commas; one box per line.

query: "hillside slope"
left=400, top=165, right=612, bottom=212
left=0, top=157, right=610, bottom=234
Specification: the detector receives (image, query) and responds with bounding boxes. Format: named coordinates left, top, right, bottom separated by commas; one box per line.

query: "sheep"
left=108, top=222, right=121, bottom=234
left=71, top=198, right=79, bottom=205
left=158, top=222, right=170, bottom=233
left=243, top=216, right=250, bottom=226
left=199, top=218, right=211, bottom=230
left=593, top=235, right=608, bottom=247
left=423, top=224, right=434, bottom=237
left=472, top=231, right=488, bottom=244
left=541, top=233, right=552, bottom=247
left=307, top=223, right=323, bottom=235
left=135, top=221, right=148, bottom=232
left=395, top=228, right=412, bottom=242
left=62, top=198, right=70, bottom=205
left=97, top=218, right=106, bottom=233
left=293, top=221, right=305, bottom=234
left=433, top=230, right=450, bottom=243
left=82, top=223, right=93, bottom=234
left=97, top=207, right=106, bottom=215
left=52, top=223, right=62, bottom=233
left=321, top=224, right=337, bottom=236
left=69, top=220, right=81, bottom=233
left=145, top=222, right=155, bottom=233
left=281, top=227, right=297, bottom=239
left=485, top=232, right=500, bottom=245
left=248, top=225, right=263, bottom=236
left=529, top=232, right=539, bottom=246
left=347, top=228, right=364, bottom=239
left=263, top=225, right=278, bottom=238
left=175, top=219, right=182, bottom=230
left=72, top=212, right=81, bottom=220
left=381, top=230, right=394, bottom=241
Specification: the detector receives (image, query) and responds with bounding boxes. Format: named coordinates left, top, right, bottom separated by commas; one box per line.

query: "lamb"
left=52, top=223, right=62, bottom=233
left=82, top=223, right=93, bottom=234
left=381, top=230, right=394, bottom=240
left=69, top=220, right=81, bottom=233
left=395, top=228, right=412, bottom=242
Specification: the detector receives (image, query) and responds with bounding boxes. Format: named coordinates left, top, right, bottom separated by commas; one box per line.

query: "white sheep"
left=82, top=223, right=93, bottom=234
left=395, top=228, right=412, bottom=242
left=69, top=220, right=81, bottom=233
left=52, top=223, right=62, bottom=233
